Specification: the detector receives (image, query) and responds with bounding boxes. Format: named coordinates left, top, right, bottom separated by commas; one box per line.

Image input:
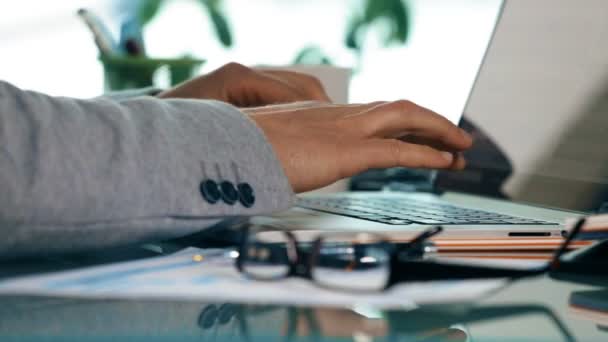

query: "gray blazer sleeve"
left=0, top=80, right=295, bottom=258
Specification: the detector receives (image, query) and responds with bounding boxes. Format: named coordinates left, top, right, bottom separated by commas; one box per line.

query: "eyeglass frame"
left=235, top=225, right=439, bottom=286
left=235, top=217, right=588, bottom=291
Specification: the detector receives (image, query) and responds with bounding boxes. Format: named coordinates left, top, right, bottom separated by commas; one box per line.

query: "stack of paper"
left=0, top=248, right=507, bottom=309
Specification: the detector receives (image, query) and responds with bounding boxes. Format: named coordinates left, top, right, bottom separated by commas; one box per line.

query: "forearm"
left=0, top=81, right=294, bottom=258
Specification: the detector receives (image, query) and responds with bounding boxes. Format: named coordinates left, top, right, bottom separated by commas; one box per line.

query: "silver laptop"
left=254, top=0, right=602, bottom=239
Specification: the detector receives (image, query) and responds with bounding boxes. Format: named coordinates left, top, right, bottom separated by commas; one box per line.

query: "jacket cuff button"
left=237, top=183, right=255, bottom=208
left=200, top=180, right=221, bottom=204
left=220, top=181, right=239, bottom=205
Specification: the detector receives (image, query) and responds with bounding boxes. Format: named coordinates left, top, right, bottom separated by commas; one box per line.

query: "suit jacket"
left=0, top=80, right=295, bottom=259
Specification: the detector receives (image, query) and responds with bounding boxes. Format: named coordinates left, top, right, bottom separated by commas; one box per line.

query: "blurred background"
left=2, top=0, right=608, bottom=211
left=0, top=0, right=496, bottom=116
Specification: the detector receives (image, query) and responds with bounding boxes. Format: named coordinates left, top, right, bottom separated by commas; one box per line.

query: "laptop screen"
left=437, top=1, right=608, bottom=213
left=349, top=0, right=504, bottom=124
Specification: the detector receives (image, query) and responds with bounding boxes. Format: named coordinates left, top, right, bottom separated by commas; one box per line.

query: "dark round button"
left=200, top=180, right=221, bottom=204
left=220, top=181, right=238, bottom=205
left=237, top=183, right=255, bottom=208
left=217, top=304, right=237, bottom=325
left=197, top=305, right=218, bottom=330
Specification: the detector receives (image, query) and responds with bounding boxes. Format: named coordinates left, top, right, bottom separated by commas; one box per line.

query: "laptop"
left=252, top=0, right=601, bottom=239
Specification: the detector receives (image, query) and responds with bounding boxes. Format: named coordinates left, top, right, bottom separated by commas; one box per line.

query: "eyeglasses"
left=235, top=217, right=587, bottom=292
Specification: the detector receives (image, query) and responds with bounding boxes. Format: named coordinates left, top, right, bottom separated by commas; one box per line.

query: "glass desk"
left=0, top=274, right=606, bottom=341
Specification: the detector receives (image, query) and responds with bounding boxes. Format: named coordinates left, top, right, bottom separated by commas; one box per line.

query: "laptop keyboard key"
left=297, top=197, right=556, bottom=226
left=378, top=219, right=413, bottom=225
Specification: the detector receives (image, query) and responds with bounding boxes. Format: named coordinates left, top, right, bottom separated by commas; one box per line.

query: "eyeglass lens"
left=240, top=230, right=293, bottom=280
left=311, top=234, right=391, bottom=292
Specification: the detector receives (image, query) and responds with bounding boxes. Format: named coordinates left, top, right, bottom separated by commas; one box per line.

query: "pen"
left=119, top=17, right=146, bottom=56
left=77, top=8, right=118, bottom=55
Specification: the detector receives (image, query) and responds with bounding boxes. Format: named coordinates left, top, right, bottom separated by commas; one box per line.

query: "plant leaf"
left=363, top=0, right=410, bottom=47
left=198, top=0, right=233, bottom=47
left=208, top=7, right=232, bottom=47
left=345, top=17, right=364, bottom=51
left=138, top=0, right=165, bottom=26
left=363, top=0, right=387, bottom=22
left=293, top=45, right=333, bottom=65
left=389, top=0, right=409, bottom=44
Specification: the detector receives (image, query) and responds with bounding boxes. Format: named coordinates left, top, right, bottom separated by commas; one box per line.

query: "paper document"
left=0, top=248, right=506, bottom=309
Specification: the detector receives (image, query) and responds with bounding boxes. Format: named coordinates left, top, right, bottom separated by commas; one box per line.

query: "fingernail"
left=441, top=152, right=454, bottom=163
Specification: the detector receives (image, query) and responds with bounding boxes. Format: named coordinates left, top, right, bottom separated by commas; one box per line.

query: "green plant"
left=136, top=0, right=410, bottom=66
left=294, top=0, right=411, bottom=66
left=346, top=0, right=410, bottom=52
left=138, top=0, right=233, bottom=47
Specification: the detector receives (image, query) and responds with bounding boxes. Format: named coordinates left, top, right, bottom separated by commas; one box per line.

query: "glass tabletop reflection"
left=0, top=276, right=606, bottom=342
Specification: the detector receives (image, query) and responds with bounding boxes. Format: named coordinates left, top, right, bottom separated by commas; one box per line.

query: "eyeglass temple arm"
left=550, top=217, right=587, bottom=271
left=387, top=259, right=547, bottom=286
left=395, top=226, right=443, bottom=256
left=410, top=226, right=443, bottom=246
left=389, top=225, right=539, bottom=283
left=388, top=218, right=588, bottom=285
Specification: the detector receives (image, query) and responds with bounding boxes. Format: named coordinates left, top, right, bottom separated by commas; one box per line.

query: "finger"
left=347, top=100, right=473, bottom=151
left=261, top=70, right=332, bottom=102
left=451, top=152, right=467, bottom=170
left=340, top=139, right=462, bottom=177
left=399, top=135, right=468, bottom=169
left=400, top=134, right=470, bottom=153
left=401, top=138, right=468, bottom=170
left=240, top=75, right=306, bottom=106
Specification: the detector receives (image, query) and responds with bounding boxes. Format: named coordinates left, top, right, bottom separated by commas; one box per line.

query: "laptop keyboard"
left=297, top=197, right=556, bottom=225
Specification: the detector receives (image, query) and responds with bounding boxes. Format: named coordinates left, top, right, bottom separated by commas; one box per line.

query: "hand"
left=158, top=62, right=331, bottom=106
left=246, top=101, right=473, bottom=193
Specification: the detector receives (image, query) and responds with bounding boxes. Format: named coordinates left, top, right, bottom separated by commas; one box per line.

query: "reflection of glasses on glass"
left=235, top=217, right=587, bottom=292
left=224, top=303, right=574, bottom=342
left=232, top=305, right=321, bottom=342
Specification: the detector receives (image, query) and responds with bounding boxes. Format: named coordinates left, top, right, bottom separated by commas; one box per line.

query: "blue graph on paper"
left=44, top=249, right=236, bottom=292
